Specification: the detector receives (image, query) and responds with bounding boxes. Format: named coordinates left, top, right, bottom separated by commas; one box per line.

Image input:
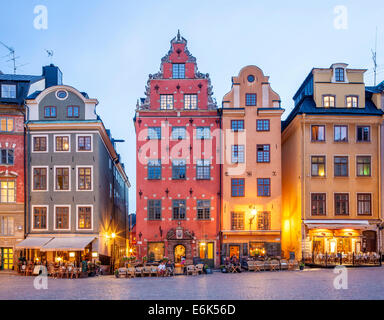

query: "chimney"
left=42, top=64, right=63, bottom=88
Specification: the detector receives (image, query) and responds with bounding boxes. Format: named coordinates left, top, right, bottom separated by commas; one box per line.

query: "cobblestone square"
left=1, top=267, right=383, bottom=300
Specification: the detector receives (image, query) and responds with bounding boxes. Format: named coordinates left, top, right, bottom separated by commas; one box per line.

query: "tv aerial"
left=0, top=41, right=28, bottom=74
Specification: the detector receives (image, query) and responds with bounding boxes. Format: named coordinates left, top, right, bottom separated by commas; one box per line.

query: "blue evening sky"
left=1, top=0, right=383, bottom=211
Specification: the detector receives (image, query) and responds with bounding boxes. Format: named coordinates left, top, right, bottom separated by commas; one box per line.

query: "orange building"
left=221, top=66, right=284, bottom=261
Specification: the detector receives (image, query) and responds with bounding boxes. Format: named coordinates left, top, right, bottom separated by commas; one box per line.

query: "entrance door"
left=363, top=231, right=377, bottom=252
left=1, top=248, right=13, bottom=270
left=174, top=245, right=186, bottom=263
left=229, top=245, right=240, bottom=259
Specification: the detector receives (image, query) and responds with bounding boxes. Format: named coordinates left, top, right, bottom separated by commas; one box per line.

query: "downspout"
left=218, top=108, right=223, bottom=266
left=301, top=114, right=306, bottom=262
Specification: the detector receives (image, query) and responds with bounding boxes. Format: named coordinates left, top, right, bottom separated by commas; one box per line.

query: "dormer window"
left=160, top=95, right=174, bottom=110
left=346, top=96, right=358, bottom=108
left=172, top=64, right=185, bottom=79
left=335, top=68, right=345, bottom=82
left=1, top=84, right=16, bottom=99
left=323, top=95, right=335, bottom=108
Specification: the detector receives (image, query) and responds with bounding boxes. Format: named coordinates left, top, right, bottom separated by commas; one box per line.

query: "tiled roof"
left=0, top=74, right=43, bottom=82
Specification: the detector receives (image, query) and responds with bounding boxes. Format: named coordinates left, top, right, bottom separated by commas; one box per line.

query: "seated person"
left=157, top=262, right=166, bottom=276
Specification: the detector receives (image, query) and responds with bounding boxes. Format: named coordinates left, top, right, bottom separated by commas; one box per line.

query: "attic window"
left=335, top=68, right=345, bottom=82
left=172, top=64, right=185, bottom=79
left=1, top=84, right=16, bottom=99
left=56, top=90, right=68, bottom=100
left=247, top=75, right=255, bottom=83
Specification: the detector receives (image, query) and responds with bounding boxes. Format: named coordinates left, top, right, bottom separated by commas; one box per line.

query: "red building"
left=134, top=32, right=220, bottom=267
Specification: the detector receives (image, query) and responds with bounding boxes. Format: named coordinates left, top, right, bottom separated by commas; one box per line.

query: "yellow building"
left=221, top=66, right=284, bottom=261
left=282, top=63, right=383, bottom=261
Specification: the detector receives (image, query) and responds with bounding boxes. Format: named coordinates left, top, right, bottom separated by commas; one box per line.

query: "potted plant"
left=204, top=264, right=213, bottom=274
left=114, top=269, right=119, bottom=278
left=220, top=265, right=227, bottom=273
left=299, top=262, right=305, bottom=270
left=142, top=255, right=148, bottom=265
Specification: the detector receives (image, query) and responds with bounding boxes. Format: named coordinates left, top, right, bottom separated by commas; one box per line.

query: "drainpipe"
left=218, top=109, right=223, bottom=266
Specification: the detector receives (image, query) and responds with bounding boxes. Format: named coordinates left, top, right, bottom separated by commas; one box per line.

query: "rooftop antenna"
left=371, top=27, right=378, bottom=86
left=0, top=41, right=18, bottom=74
left=45, top=49, right=54, bottom=63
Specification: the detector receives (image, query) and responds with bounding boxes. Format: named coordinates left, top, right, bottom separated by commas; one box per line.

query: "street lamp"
left=249, top=208, right=257, bottom=230
left=111, top=233, right=116, bottom=272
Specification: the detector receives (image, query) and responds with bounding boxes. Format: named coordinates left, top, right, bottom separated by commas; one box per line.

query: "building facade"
left=221, top=66, right=284, bottom=261
left=17, top=66, right=130, bottom=266
left=134, top=32, right=221, bottom=267
left=0, top=72, right=45, bottom=270
left=282, top=63, right=383, bottom=260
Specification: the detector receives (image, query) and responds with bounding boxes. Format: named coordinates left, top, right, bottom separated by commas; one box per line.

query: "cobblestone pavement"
left=0, top=267, right=383, bottom=300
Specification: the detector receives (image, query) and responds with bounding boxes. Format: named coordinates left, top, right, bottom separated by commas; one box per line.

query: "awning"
left=304, top=220, right=370, bottom=230
left=15, top=237, right=53, bottom=249
left=40, top=236, right=95, bottom=252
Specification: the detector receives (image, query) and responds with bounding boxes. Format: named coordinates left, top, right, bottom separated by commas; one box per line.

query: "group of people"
left=224, top=255, right=242, bottom=273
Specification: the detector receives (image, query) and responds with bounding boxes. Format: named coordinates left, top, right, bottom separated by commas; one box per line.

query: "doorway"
left=229, top=245, right=240, bottom=258
left=1, top=248, right=13, bottom=270
left=174, top=245, right=186, bottom=263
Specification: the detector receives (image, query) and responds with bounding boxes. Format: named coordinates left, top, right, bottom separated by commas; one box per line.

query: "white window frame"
left=54, top=134, right=71, bottom=153
left=53, top=205, right=71, bottom=231
left=31, top=205, right=49, bottom=231
left=76, top=165, right=93, bottom=192
left=31, top=166, right=49, bottom=192
left=76, top=134, right=93, bottom=152
left=31, top=134, right=49, bottom=153
left=53, top=165, right=71, bottom=192
left=76, top=204, right=93, bottom=231
left=1, top=84, right=16, bottom=98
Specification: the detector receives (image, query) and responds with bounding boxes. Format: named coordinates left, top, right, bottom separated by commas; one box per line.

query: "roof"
left=0, top=74, right=43, bottom=82
left=366, top=80, right=384, bottom=94
left=26, top=90, right=89, bottom=100
left=283, top=96, right=383, bottom=131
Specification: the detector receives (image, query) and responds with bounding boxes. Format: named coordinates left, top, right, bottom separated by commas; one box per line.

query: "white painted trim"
left=355, top=154, right=372, bottom=177
left=31, top=166, right=49, bottom=192
left=55, top=89, right=69, bottom=101
left=31, top=134, right=49, bottom=153
left=75, top=134, right=93, bottom=152
left=76, top=165, right=93, bottom=192
left=53, top=134, right=71, bottom=153
left=53, top=165, right=71, bottom=192
left=31, top=205, right=49, bottom=231
left=53, top=204, right=71, bottom=231
left=76, top=204, right=94, bottom=231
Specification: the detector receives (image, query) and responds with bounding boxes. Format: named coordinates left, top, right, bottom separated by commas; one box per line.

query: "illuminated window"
left=199, top=242, right=214, bottom=260
left=147, top=242, right=164, bottom=261
left=335, top=194, right=349, bottom=215
left=55, top=136, right=70, bottom=152
left=257, top=212, right=270, bottom=230
left=311, top=125, right=325, bottom=141
left=184, top=94, right=197, bottom=109
left=357, top=156, right=371, bottom=176
left=78, top=206, right=92, bottom=229
left=55, top=207, right=69, bottom=229
left=323, top=95, right=335, bottom=108
left=0, top=180, right=15, bottom=203
left=231, top=212, right=244, bottom=230
left=357, top=194, right=371, bottom=215
left=33, top=207, right=47, bottom=229
left=346, top=96, right=358, bottom=108
left=78, top=167, right=92, bottom=190
left=311, top=193, right=326, bottom=216
left=0, top=118, right=14, bottom=132
left=172, top=64, right=185, bottom=79
left=311, top=156, right=326, bottom=177
left=55, top=167, right=69, bottom=190
left=160, top=95, right=174, bottom=109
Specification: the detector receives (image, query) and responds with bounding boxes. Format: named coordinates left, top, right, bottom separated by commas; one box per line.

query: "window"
left=311, top=125, right=325, bottom=141
left=44, top=106, right=56, bottom=118
left=357, top=194, right=371, bottom=215
left=0, top=216, right=14, bottom=235
left=67, top=106, right=79, bottom=118
left=257, top=144, right=270, bottom=163
left=197, top=200, right=210, bottom=220
left=257, top=212, right=270, bottom=230
left=33, top=207, right=47, bottom=229
left=0, top=118, right=14, bottom=132
left=55, top=167, right=69, bottom=190
left=148, top=242, right=164, bottom=261
left=0, top=180, right=15, bottom=203
left=245, top=93, right=257, bottom=106
left=323, top=95, right=335, bottom=108
left=334, top=156, right=348, bottom=177
left=335, top=68, right=345, bottom=82
left=78, top=136, right=91, bottom=151
left=357, top=156, right=371, bottom=176
left=196, top=127, right=210, bottom=139
left=55, top=207, right=69, bottom=229
left=231, top=120, right=244, bottom=132
left=311, top=193, right=326, bottom=216
left=33, top=168, right=47, bottom=191
left=160, top=95, right=174, bottom=109
left=148, top=127, right=161, bottom=140
left=257, top=178, right=271, bottom=197
left=78, top=206, right=92, bottom=229
left=311, top=156, right=326, bottom=177
left=55, top=136, right=70, bottom=152
left=184, top=94, right=197, bottom=109
left=33, top=136, right=47, bottom=152
left=231, top=178, right=244, bottom=197
left=231, top=212, right=244, bottom=230
left=148, top=159, right=161, bottom=180
left=196, top=159, right=210, bottom=180
left=78, top=167, right=92, bottom=190
left=257, top=119, right=270, bottom=131
left=172, top=200, right=186, bottom=220
left=1, top=84, right=16, bottom=98
left=172, top=159, right=186, bottom=179
left=357, top=126, right=370, bottom=142
left=334, top=125, right=348, bottom=142
left=171, top=127, right=186, bottom=140
left=232, top=145, right=245, bottom=163
left=335, top=193, right=349, bottom=215
left=148, top=200, right=161, bottom=220
left=172, top=63, right=185, bottom=79
left=0, top=149, right=14, bottom=165
left=346, top=96, right=358, bottom=108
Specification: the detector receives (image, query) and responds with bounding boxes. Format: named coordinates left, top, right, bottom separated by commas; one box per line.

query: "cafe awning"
left=304, top=220, right=370, bottom=230
left=15, top=237, right=53, bottom=249
left=40, top=236, right=95, bottom=252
